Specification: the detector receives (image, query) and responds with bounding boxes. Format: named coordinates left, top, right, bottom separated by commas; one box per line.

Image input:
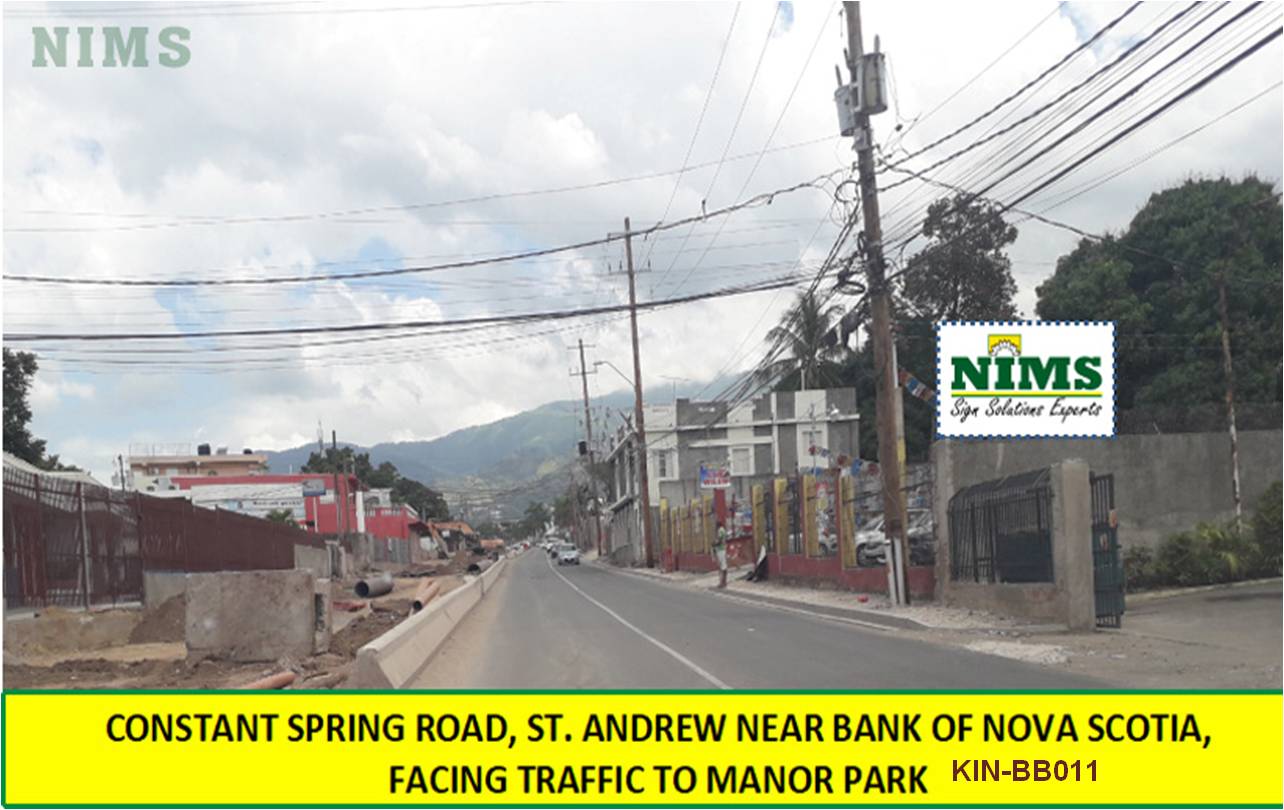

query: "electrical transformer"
left=833, top=50, right=889, bottom=135
left=859, top=51, right=888, bottom=116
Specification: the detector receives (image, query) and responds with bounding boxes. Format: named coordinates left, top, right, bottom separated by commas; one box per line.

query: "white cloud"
left=3, top=1, right=1280, bottom=480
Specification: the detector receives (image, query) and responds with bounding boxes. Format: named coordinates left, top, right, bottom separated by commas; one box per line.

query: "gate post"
left=1051, top=460, right=1095, bottom=631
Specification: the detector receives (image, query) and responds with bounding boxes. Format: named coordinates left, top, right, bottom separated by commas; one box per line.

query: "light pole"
left=593, top=360, right=634, bottom=389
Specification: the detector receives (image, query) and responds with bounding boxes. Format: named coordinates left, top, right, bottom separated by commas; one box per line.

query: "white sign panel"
left=188, top=483, right=306, bottom=519
left=935, top=321, right=1115, bottom=439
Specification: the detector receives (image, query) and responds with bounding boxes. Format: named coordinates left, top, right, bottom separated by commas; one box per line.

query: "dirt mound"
left=129, top=595, right=186, bottom=644
left=328, top=601, right=411, bottom=658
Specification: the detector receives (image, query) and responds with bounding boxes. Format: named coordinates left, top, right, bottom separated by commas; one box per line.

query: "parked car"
left=907, top=509, right=936, bottom=566
left=557, top=544, right=581, bottom=565
left=854, top=515, right=886, bottom=567
left=855, top=510, right=935, bottom=567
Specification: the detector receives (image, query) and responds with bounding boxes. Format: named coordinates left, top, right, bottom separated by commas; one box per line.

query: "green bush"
left=1123, top=545, right=1156, bottom=591
left=1250, top=481, right=1282, bottom=575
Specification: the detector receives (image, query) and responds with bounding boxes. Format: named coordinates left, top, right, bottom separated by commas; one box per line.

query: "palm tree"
left=756, top=289, right=847, bottom=390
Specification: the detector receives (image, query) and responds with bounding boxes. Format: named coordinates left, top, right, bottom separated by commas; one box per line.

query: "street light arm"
left=593, top=360, right=635, bottom=388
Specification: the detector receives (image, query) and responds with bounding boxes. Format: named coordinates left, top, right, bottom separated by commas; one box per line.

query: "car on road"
left=557, top=544, right=580, bottom=565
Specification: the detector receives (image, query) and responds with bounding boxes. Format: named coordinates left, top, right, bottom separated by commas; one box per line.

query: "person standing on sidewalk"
left=713, top=522, right=729, bottom=589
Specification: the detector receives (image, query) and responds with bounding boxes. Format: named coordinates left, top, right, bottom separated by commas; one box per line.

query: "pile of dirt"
left=128, top=595, right=186, bottom=644
left=328, top=600, right=412, bottom=658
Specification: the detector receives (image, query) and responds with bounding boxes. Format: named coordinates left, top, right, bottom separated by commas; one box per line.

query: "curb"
left=593, top=559, right=929, bottom=632
left=1126, top=576, right=1282, bottom=604
left=350, top=557, right=508, bottom=688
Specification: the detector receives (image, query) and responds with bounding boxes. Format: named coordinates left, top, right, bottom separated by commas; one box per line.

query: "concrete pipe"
left=354, top=573, right=394, bottom=598
left=411, top=580, right=442, bottom=613
left=466, top=559, right=493, bottom=576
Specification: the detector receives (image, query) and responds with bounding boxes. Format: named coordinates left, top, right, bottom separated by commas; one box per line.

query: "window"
left=655, top=449, right=676, bottom=479
left=730, top=446, right=752, bottom=476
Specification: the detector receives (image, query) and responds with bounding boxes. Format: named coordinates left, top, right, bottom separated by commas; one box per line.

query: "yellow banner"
left=4, top=691, right=1280, bottom=806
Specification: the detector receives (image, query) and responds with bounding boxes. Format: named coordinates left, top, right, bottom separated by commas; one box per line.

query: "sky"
left=3, top=0, right=1282, bottom=484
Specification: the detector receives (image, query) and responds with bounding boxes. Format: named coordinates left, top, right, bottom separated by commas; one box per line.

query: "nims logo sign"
left=936, top=321, right=1115, bottom=438
left=32, top=26, right=191, bottom=68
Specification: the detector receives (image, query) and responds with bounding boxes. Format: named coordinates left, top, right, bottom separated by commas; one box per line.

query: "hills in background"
left=259, top=376, right=739, bottom=518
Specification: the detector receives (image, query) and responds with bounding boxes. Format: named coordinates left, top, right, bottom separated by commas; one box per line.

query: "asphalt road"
left=411, top=550, right=1103, bottom=689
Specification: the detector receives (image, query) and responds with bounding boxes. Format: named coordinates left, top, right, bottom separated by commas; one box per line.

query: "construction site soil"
left=3, top=573, right=463, bottom=689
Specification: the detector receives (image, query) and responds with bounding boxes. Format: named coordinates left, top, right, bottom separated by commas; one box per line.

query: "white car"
left=855, top=515, right=887, bottom=567
left=557, top=544, right=581, bottom=565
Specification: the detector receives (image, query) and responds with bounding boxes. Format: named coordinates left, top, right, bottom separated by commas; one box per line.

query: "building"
left=119, top=443, right=268, bottom=492
left=171, top=473, right=358, bottom=534
left=601, top=388, right=859, bottom=564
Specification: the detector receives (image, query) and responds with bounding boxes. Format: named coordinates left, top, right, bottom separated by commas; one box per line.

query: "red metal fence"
left=3, top=464, right=325, bottom=609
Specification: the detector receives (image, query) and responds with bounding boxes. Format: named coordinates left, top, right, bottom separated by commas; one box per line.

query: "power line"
left=886, top=2, right=1142, bottom=168
left=4, top=274, right=814, bottom=343
left=639, top=2, right=741, bottom=276
left=650, top=3, right=780, bottom=294
left=7, top=173, right=836, bottom=287
left=8, top=136, right=842, bottom=232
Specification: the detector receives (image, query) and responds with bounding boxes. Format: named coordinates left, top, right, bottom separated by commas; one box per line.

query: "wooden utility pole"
left=623, top=217, right=656, bottom=568
left=1215, top=271, right=1243, bottom=526
left=843, top=1, right=910, bottom=604
left=331, top=430, right=345, bottom=537
left=576, top=339, right=605, bottom=557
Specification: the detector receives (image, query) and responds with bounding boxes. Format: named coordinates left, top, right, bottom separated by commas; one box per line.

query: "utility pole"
left=1215, top=270, right=1243, bottom=526
left=623, top=217, right=656, bottom=568
left=331, top=430, right=345, bottom=538
left=842, top=1, right=910, bottom=604
left=575, top=339, right=605, bottom=557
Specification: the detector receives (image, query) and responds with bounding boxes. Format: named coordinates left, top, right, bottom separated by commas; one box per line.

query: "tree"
left=552, top=493, right=574, bottom=529
left=901, top=193, right=1019, bottom=321
left=265, top=508, right=297, bottom=525
left=3, top=349, right=45, bottom=465
left=392, top=476, right=450, bottom=521
left=2, top=349, right=77, bottom=471
left=519, top=500, right=550, bottom=538
left=758, top=289, right=848, bottom=391
left=302, top=447, right=450, bottom=520
left=1037, top=177, right=1282, bottom=414
left=301, top=446, right=374, bottom=481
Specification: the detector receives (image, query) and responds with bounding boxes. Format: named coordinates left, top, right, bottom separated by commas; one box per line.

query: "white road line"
left=544, top=553, right=730, bottom=690
left=596, top=562, right=899, bottom=632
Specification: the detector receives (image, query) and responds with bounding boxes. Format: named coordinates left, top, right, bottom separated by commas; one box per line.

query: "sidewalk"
left=593, top=561, right=1282, bottom=687
left=594, top=560, right=1032, bottom=633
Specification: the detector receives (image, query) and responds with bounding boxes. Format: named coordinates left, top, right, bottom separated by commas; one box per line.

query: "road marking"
left=544, top=553, right=730, bottom=690
left=593, top=562, right=900, bottom=632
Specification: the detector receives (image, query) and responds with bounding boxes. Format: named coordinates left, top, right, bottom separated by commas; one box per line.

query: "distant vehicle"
left=557, top=544, right=580, bottom=566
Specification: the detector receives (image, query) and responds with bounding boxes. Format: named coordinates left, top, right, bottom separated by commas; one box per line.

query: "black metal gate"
left=1090, top=473, right=1124, bottom=628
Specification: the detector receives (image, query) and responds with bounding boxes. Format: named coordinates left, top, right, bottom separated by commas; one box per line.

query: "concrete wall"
left=293, top=543, right=331, bottom=580
left=143, top=571, right=188, bottom=611
left=185, top=569, right=327, bottom=662
left=934, top=430, right=1282, bottom=552
left=934, top=458, right=1096, bottom=629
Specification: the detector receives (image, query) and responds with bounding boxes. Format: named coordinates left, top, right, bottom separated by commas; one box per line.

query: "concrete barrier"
left=351, top=558, right=506, bottom=688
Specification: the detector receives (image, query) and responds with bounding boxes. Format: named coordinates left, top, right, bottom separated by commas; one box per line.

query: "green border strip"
left=3, top=690, right=1280, bottom=809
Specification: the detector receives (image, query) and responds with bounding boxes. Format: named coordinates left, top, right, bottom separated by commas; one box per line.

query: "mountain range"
left=259, top=376, right=739, bottom=513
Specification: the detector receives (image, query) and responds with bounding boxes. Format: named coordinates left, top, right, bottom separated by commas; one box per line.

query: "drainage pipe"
left=354, top=572, right=394, bottom=598
left=411, top=580, right=441, bottom=613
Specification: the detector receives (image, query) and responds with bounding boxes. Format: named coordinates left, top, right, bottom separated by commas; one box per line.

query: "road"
left=412, top=550, right=1102, bottom=689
